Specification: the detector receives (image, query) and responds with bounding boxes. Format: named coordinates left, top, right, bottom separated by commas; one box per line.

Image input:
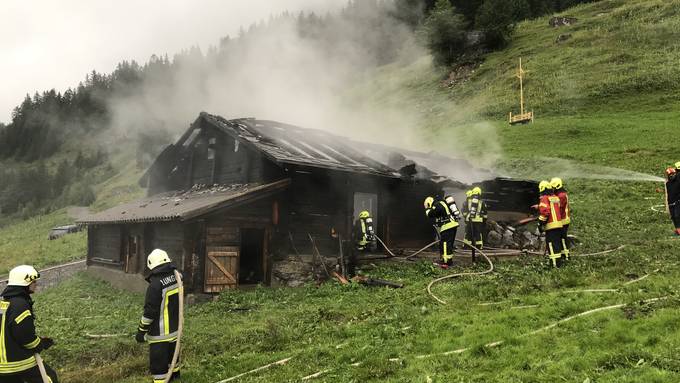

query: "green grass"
left=10, top=0, right=680, bottom=381
left=0, top=209, right=86, bottom=275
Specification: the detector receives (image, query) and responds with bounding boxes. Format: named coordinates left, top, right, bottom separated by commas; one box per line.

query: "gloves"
left=38, top=337, right=54, bottom=351
left=135, top=330, right=147, bottom=343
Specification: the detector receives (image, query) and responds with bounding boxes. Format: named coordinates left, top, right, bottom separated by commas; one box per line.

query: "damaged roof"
left=203, top=114, right=403, bottom=178
left=78, top=179, right=290, bottom=224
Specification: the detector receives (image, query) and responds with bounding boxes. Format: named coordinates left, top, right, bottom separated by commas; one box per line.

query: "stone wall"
left=0, top=259, right=87, bottom=292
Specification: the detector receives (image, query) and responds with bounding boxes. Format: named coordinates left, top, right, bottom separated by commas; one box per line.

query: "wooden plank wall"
left=151, top=222, right=185, bottom=268
left=89, top=225, right=123, bottom=266
left=284, top=173, right=349, bottom=256
left=384, top=181, right=442, bottom=248
left=189, top=125, right=269, bottom=186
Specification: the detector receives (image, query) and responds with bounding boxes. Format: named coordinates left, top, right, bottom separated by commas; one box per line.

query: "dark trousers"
left=546, top=228, right=564, bottom=268
left=3, top=363, right=59, bottom=383
left=150, top=341, right=180, bottom=383
left=439, top=227, right=457, bottom=264
left=464, top=222, right=483, bottom=249
left=671, top=204, right=680, bottom=230
left=561, top=224, right=570, bottom=259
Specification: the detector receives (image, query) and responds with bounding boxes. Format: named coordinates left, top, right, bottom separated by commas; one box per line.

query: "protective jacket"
left=426, top=199, right=459, bottom=232
left=667, top=174, right=680, bottom=207
left=555, top=189, right=571, bottom=225
left=138, top=264, right=181, bottom=344
left=538, top=194, right=563, bottom=231
left=0, top=286, right=46, bottom=375
left=463, top=196, right=487, bottom=223
left=354, top=217, right=375, bottom=248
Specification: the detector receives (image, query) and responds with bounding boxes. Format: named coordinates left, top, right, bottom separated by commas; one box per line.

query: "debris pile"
left=485, top=221, right=542, bottom=250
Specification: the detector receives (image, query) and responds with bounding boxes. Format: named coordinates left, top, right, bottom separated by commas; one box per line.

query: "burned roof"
left=202, top=113, right=402, bottom=178
left=78, top=179, right=290, bottom=224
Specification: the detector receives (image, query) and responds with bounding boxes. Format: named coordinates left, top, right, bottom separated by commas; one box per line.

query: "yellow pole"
left=519, top=58, right=524, bottom=115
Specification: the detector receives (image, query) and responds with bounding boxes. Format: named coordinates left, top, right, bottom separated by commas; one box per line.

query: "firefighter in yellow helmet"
left=0, top=265, right=59, bottom=383
left=353, top=210, right=376, bottom=252
left=424, top=195, right=460, bottom=267
left=463, top=187, right=487, bottom=250
left=136, top=249, right=181, bottom=383
left=538, top=181, right=564, bottom=267
left=551, top=177, right=571, bottom=261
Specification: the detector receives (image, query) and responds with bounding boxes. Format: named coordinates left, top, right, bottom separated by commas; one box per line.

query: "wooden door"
left=204, top=246, right=239, bottom=293
left=204, top=225, right=240, bottom=293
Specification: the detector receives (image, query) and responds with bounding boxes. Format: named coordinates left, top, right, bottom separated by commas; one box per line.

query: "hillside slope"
left=7, top=1, right=680, bottom=382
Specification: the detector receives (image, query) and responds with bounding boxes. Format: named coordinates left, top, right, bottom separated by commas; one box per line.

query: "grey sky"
left=0, top=0, right=343, bottom=123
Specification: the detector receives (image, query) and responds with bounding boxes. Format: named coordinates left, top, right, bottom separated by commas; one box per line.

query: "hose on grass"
left=427, top=239, right=494, bottom=305
left=374, top=235, right=438, bottom=259
left=163, top=269, right=184, bottom=383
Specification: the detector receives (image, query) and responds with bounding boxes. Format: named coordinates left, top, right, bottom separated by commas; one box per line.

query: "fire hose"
left=164, top=269, right=184, bottom=383
left=34, top=353, right=50, bottom=383
left=374, top=235, right=438, bottom=258
left=427, top=239, right=494, bottom=304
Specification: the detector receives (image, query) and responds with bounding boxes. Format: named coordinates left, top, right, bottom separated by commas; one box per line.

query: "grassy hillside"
left=0, top=209, right=86, bottom=275
left=8, top=0, right=680, bottom=382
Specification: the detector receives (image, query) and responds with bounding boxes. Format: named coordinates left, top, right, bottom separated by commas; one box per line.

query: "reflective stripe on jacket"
left=538, top=194, right=563, bottom=231
left=555, top=190, right=570, bottom=225
left=464, top=197, right=487, bottom=223
left=0, top=288, right=42, bottom=375
left=357, top=217, right=375, bottom=246
left=139, top=265, right=181, bottom=343
left=426, top=200, right=459, bottom=232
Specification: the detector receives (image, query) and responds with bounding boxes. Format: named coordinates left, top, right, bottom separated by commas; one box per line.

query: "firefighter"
left=538, top=180, right=564, bottom=268
left=463, top=187, right=487, bottom=250
left=551, top=177, right=571, bottom=260
left=665, top=164, right=680, bottom=235
left=353, top=210, right=377, bottom=252
left=463, top=190, right=473, bottom=249
left=0, top=265, right=59, bottom=383
left=136, top=249, right=181, bottom=383
left=424, top=195, right=459, bottom=267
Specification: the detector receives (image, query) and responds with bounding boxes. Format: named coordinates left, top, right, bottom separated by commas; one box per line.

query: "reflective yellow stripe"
left=148, top=336, right=177, bottom=344
left=0, top=355, right=37, bottom=373
left=23, top=337, right=40, bottom=349
left=163, top=288, right=179, bottom=335
left=0, top=303, right=6, bottom=363
left=547, top=196, right=563, bottom=230
left=15, top=310, right=31, bottom=324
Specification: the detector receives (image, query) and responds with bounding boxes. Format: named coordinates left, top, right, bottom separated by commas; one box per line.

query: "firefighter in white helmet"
left=136, top=249, right=182, bottom=383
left=0, top=265, right=59, bottom=382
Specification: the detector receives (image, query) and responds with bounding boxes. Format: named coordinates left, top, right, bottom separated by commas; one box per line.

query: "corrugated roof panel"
left=78, top=179, right=291, bottom=225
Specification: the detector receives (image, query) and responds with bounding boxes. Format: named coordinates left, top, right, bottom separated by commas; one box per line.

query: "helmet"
left=472, top=187, right=482, bottom=195
left=666, top=167, right=677, bottom=178
left=423, top=196, right=434, bottom=209
left=8, top=265, right=40, bottom=287
left=147, top=249, right=171, bottom=270
left=538, top=180, right=551, bottom=193
left=465, top=190, right=473, bottom=198
left=359, top=210, right=370, bottom=219
left=675, top=161, right=680, bottom=169
left=445, top=195, right=455, bottom=204
left=550, top=177, right=563, bottom=190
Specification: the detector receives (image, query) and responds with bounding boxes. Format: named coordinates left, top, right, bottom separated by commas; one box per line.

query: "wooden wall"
left=88, top=225, right=122, bottom=267
left=149, top=222, right=184, bottom=264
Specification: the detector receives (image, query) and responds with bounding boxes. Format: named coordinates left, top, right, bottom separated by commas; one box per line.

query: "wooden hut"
left=79, top=113, right=536, bottom=292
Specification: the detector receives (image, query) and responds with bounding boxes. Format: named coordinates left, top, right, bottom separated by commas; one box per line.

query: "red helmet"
left=666, top=167, right=676, bottom=178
